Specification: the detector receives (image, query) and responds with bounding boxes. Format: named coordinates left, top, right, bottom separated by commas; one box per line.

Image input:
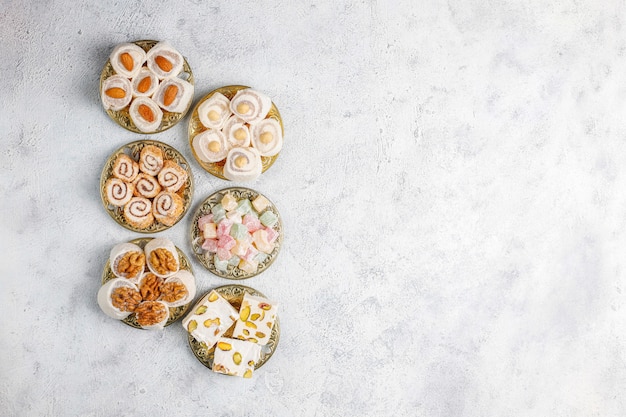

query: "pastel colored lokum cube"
left=236, top=198, right=252, bottom=215
left=241, top=245, right=259, bottom=262
left=232, top=239, right=251, bottom=257
left=213, top=254, right=229, bottom=271
left=226, top=211, right=243, bottom=224
left=217, top=219, right=233, bottom=238
left=238, top=259, right=259, bottom=274
left=264, top=226, right=278, bottom=243
left=221, top=193, right=238, bottom=211
left=217, top=247, right=232, bottom=261
left=252, top=230, right=274, bottom=254
left=232, top=293, right=278, bottom=346
left=201, top=238, right=218, bottom=252
left=211, top=203, right=225, bottom=217
left=228, top=255, right=241, bottom=266
left=198, top=214, right=214, bottom=231
left=212, top=337, right=261, bottom=378
left=251, top=195, right=270, bottom=212
left=203, top=223, right=217, bottom=239
left=259, top=211, right=278, bottom=227
left=230, top=223, right=249, bottom=240
left=218, top=234, right=236, bottom=251
left=182, top=290, right=238, bottom=349
left=243, top=214, right=262, bottom=233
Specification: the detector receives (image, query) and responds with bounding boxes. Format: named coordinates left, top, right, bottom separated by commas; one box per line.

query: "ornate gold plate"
left=187, top=285, right=280, bottom=370
left=101, top=238, right=194, bottom=329
left=188, top=85, right=283, bottom=179
left=100, top=139, right=194, bottom=233
left=100, top=40, right=195, bottom=134
left=190, top=187, right=283, bottom=279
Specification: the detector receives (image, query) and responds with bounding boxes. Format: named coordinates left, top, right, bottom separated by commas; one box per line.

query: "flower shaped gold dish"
left=100, top=40, right=194, bottom=134
left=188, top=85, right=283, bottom=180
left=190, top=187, right=283, bottom=279
left=100, top=139, right=193, bottom=233
left=187, top=285, right=280, bottom=370
left=101, top=238, right=194, bottom=329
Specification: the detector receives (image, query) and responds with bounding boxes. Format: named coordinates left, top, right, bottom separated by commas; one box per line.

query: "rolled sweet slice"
left=109, top=242, right=145, bottom=281
left=152, top=191, right=184, bottom=226
left=223, top=116, right=251, bottom=148
left=159, top=270, right=196, bottom=308
left=101, top=75, right=132, bottom=111
left=251, top=118, right=283, bottom=157
left=192, top=129, right=229, bottom=163
left=123, top=196, right=154, bottom=229
left=223, top=147, right=262, bottom=182
left=109, top=42, right=146, bottom=79
left=133, top=173, right=161, bottom=198
left=112, top=154, right=139, bottom=182
left=135, top=300, right=170, bottom=329
left=229, top=88, right=272, bottom=124
left=145, top=238, right=180, bottom=278
left=129, top=97, right=163, bottom=133
left=131, top=68, right=160, bottom=98
left=105, top=178, right=134, bottom=207
left=138, top=145, right=164, bottom=176
left=157, top=160, right=187, bottom=193
left=97, top=278, right=141, bottom=320
left=198, top=92, right=231, bottom=130
left=146, top=41, right=184, bottom=79
left=153, top=78, right=194, bottom=113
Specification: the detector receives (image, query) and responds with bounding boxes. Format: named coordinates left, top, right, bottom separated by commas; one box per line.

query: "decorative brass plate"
left=101, top=238, right=194, bottom=329
left=99, top=40, right=195, bottom=134
left=188, top=85, right=283, bottom=179
left=100, top=139, right=194, bottom=233
left=187, top=285, right=280, bottom=370
left=190, top=187, right=283, bottom=279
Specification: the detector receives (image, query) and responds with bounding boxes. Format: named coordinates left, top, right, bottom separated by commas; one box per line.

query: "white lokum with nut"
left=182, top=290, right=238, bottom=349
left=231, top=293, right=278, bottom=346
left=212, top=337, right=261, bottom=378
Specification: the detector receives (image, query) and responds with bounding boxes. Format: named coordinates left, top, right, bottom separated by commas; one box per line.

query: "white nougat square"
left=182, top=290, right=238, bottom=349
left=232, top=293, right=278, bottom=345
left=212, top=337, right=261, bottom=378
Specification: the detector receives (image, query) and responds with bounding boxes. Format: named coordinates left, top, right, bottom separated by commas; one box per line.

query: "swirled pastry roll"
left=110, top=43, right=146, bottom=79
left=152, top=191, right=184, bottom=226
left=123, top=196, right=154, bottom=229
left=223, top=116, right=251, bottom=148
left=133, top=173, right=162, bottom=198
left=129, top=97, right=163, bottom=133
left=101, top=75, right=132, bottom=111
left=157, top=160, right=187, bottom=193
left=139, top=145, right=164, bottom=176
left=198, top=92, right=231, bottom=130
left=153, top=78, right=194, bottom=113
left=112, top=154, right=139, bottom=182
left=223, top=147, right=262, bottom=182
left=146, top=41, right=184, bottom=79
left=105, top=178, right=134, bottom=207
left=192, top=129, right=229, bottom=163
left=131, top=67, right=160, bottom=98
left=230, top=88, right=271, bottom=124
left=251, top=118, right=283, bottom=157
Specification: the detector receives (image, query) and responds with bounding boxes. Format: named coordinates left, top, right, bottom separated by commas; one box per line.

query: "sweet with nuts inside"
left=160, top=281, right=188, bottom=303
left=111, top=286, right=142, bottom=312
left=116, top=251, right=145, bottom=278
left=149, top=248, right=177, bottom=275
left=140, top=273, right=162, bottom=301
left=135, top=301, right=168, bottom=326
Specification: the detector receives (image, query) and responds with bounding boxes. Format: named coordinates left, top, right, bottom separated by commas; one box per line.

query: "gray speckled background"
left=2, top=0, right=626, bottom=415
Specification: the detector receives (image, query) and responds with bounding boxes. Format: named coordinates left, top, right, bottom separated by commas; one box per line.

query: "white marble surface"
left=2, top=0, right=626, bottom=415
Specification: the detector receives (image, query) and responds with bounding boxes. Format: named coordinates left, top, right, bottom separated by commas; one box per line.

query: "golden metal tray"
left=187, top=285, right=280, bottom=370
left=188, top=85, right=283, bottom=179
left=101, top=238, right=194, bottom=329
left=100, top=139, right=193, bottom=233
left=99, top=40, right=194, bottom=134
left=190, top=187, right=283, bottom=279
